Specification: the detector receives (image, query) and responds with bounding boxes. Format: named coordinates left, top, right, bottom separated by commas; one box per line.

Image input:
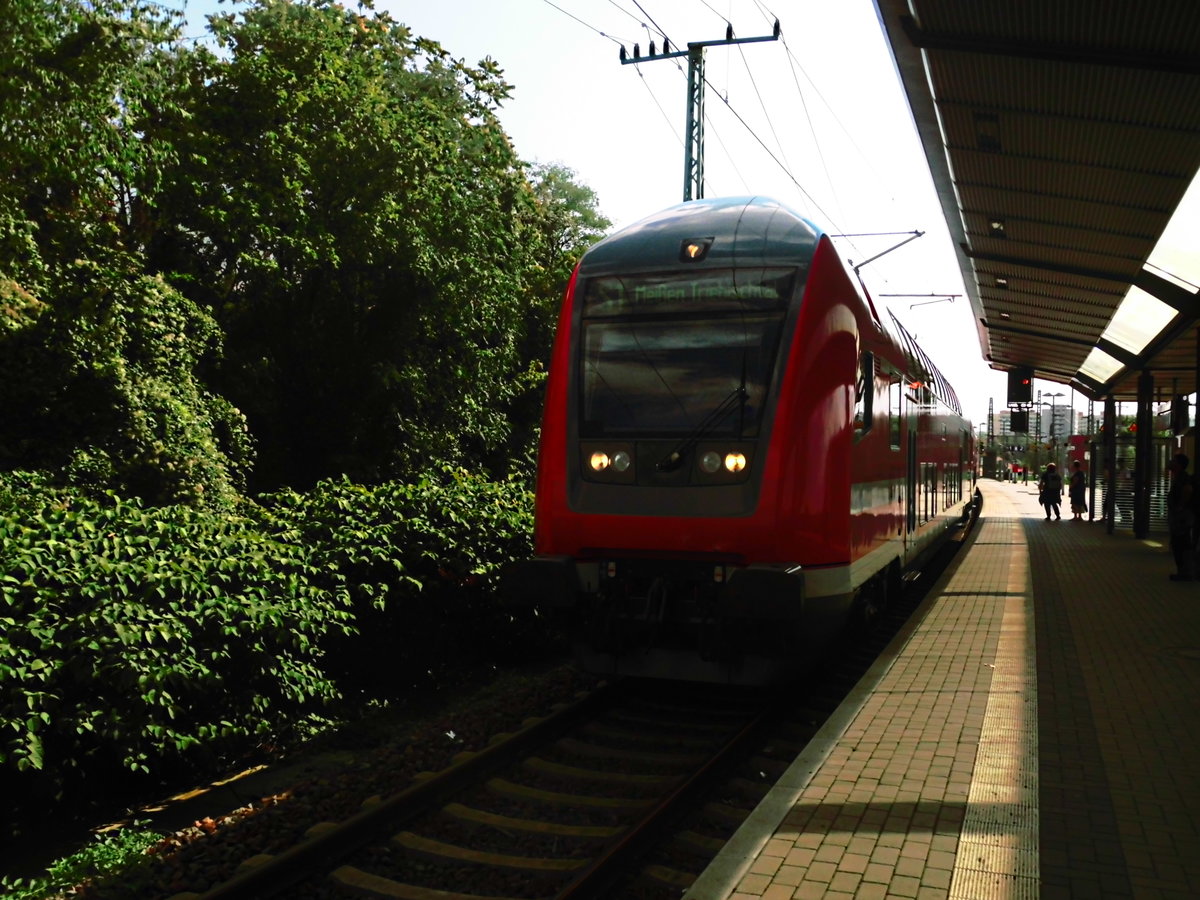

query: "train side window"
left=854, top=352, right=873, bottom=439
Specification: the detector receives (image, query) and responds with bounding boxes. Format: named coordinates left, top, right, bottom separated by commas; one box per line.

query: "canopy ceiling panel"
left=873, top=0, right=1200, bottom=402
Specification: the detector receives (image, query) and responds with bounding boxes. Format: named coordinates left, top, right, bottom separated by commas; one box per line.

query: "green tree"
left=0, top=259, right=254, bottom=505
left=147, top=1, right=555, bottom=490
left=0, top=0, right=253, bottom=505
left=524, top=162, right=611, bottom=355
left=0, top=0, right=185, bottom=282
left=0, top=0, right=613, bottom=499
left=527, top=163, right=611, bottom=278
left=498, top=162, right=610, bottom=476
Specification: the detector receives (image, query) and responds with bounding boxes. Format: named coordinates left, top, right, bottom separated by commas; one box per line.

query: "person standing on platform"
left=1116, top=459, right=1132, bottom=523
left=1166, top=453, right=1194, bottom=581
left=1068, top=460, right=1088, bottom=520
left=1039, top=463, right=1063, bottom=520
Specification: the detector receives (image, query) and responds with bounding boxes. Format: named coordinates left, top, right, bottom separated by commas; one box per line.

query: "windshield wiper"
left=657, top=386, right=748, bottom=472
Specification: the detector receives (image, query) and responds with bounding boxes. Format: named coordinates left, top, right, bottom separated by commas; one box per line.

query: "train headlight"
left=693, top=442, right=753, bottom=483
left=581, top=442, right=636, bottom=483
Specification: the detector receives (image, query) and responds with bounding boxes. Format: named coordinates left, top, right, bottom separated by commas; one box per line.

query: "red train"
left=517, top=197, right=975, bottom=684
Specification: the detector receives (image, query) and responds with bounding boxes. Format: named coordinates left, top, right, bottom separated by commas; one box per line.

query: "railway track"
left=326, top=687, right=769, bottom=900
left=604, top=500, right=981, bottom=897
left=183, top=679, right=776, bottom=900
left=184, top=650, right=875, bottom=900
left=185, top=502, right=978, bottom=900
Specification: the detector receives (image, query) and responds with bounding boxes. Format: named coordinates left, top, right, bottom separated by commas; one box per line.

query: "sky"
left=174, top=0, right=1016, bottom=427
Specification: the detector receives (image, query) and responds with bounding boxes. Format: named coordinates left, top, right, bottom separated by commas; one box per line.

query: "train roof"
left=580, top=196, right=822, bottom=274
left=885, top=310, right=963, bottom=417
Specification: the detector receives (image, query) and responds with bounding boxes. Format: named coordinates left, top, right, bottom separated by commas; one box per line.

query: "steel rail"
left=194, top=682, right=621, bottom=900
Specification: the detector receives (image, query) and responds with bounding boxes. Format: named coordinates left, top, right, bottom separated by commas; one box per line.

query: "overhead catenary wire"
left=752, top=0, right=912, bottom=217
left=700, top=106, right=753, bottom=196
left=645, top=63, right=753, bottom=197
left=636, top=67, right=686, bottom=148
left=630, top=0, right=674, bottom=45
left=605, top=0, right=654, bottom=33
left=534, top=0, right=962, bottom=354
left=555, top=0, right=750, bottom=205
left=539, top=0, right=632, bottom=47
left=697, top=0, right=735, bottom=114
left=736, top=41, right=791, bottom=177
left=533, top=0, right=904, bottom=234
left=616, top=2, right=831, bottom=222
left=745, top=0, right=930, bottom=268
left=669, top=3, right=845, bottom=228
left=767, top=24, right=841, bottom=224
left=698, top=0, right=732, bottom=26
left=699, top=0, right=790, bottom=173
left=537, top=0, right=684, bottom=156
left=537, top=0, right=892, bottom=247
left=701, top=73, right=841, bottom=229
left=539, top=1, right=807, bottom=203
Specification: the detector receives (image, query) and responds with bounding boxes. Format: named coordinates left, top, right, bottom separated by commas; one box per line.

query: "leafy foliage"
left=0, top=824, right=161, bottom=900
left=2, top=0, right=612, bottom=496
left=256, top=469, right=544, bottom=692
left=262, top=468, right=534, bottom=592
left=0, top=0, right=182, bottom=287
left=0, top=0, right=253, bottom=506
left=147, top=2, right=553, bottom=489
left=0, top=0, right=597, bottom=842
left=0, top=474, right=352, bottom=822
left=0, top=255, right=255, bottom=505
left=0, top=468, right=549, bottom=836
left=503, top=163, right=611, bottom=477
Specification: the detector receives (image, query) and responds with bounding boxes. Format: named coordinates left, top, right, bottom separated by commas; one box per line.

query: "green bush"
left=261, top=468, right=533, bottom=586
left=257, top=469, right=546, bottom=692
left=0, top=260, right=255, bottom=507
left=0, top=474, right=353, bottom=831
left=0, top=468, right=550, bottom=837
left=0, top=824, right=161, bottom=900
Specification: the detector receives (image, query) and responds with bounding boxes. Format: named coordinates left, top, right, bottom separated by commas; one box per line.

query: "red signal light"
left=1006, top=367, right=1033, bottom=403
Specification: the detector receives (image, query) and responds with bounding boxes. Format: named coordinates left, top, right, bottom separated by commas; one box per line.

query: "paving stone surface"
left=686, top=479, right=1200, bottom=899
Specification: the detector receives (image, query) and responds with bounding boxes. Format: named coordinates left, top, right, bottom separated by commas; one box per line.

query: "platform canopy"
left=873, top=1, right=1200, bottom=403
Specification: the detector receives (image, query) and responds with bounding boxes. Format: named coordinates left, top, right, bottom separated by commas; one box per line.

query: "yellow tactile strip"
left=948, top=516, right=1038, bottom=900
left=686, top=486, right=1038, bottom=899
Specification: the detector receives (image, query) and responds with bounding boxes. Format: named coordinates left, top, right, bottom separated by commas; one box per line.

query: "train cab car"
left=516, top=196, right=974, bottom=684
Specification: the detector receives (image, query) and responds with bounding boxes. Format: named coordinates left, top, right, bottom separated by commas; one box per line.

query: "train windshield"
left=578, top=268, right=798, bottom=438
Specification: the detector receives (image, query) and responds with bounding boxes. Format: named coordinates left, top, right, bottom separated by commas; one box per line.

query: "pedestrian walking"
left=1039, top=463, right=1063, bottom=520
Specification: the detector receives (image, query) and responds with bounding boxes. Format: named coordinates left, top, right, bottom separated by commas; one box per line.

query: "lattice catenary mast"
left=620, top=21, right=780, bottom=202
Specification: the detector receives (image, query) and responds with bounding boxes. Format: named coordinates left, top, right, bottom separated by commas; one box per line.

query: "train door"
left=885, top=364, right=917, bottom=546
left=905, top=395, right=918, bottom=537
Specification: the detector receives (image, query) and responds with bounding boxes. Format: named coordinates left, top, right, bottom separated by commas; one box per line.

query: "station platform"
left=686, top=478, right=1200, bottom=899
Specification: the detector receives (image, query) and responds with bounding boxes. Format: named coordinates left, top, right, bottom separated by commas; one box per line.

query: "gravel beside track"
left=52, top=661, right=600, bottom=900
